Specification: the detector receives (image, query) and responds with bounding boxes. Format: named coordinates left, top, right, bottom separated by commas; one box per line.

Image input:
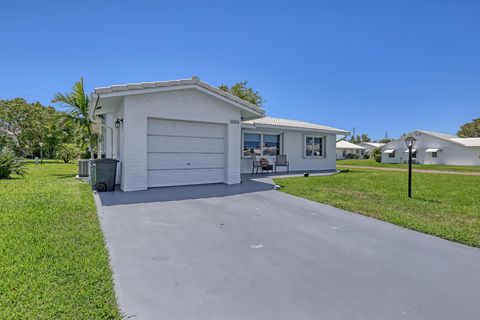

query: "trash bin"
left=91, top=158, right=119, bottom=192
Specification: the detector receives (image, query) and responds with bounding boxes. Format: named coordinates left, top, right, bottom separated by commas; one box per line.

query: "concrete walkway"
left=95, top=176, right=480, bottom=320
left=338, top=165, right=480, bottom=176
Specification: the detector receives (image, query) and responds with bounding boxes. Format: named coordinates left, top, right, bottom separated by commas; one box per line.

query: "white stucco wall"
left=240, top=129, right=337, bottom=173
left=381, top=133, right=480, bottom=166
left=336, top=148, right=363, bottom=160
left=120, top=88, right=242, bottom=191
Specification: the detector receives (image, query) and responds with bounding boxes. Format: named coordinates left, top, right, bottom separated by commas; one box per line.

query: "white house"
left=89, top=76, right=348, bottom=191
left=381, top=130, right=480, bottom=166
left=359, top=142, right=384, bottom=154
left=336, top=140, right=365, bottom=159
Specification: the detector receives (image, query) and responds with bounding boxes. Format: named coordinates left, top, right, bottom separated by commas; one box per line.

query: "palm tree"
left=52, top=77, right=95, bottom=159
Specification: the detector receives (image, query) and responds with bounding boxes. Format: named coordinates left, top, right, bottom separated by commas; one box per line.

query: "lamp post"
left=39, top=142, right=44, bottom=164
left=404, top=136, right=416, bottom=198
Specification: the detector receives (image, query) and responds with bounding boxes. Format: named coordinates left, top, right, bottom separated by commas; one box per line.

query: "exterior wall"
left=381, top=132, right=480, bottom=166
left=240, top=128, right=337, bottom=173
left=360, top=143, right=380, bottom=154
left=121, top=88, right=242, bottom=191
left=336, top=148, right=362, bottom=160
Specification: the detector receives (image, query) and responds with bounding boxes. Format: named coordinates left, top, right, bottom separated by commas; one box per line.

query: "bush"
left=363, top=154, right=370, bottom=159
left=58, top=143, right=79, bottom=163
left=0, top=149, right=27, bottom=179
left=375, top=155, right=382, bottom=163
left=345, top=153, right=360, bottom=159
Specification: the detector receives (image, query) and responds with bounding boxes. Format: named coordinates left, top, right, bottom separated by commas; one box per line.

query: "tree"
left=52, top=77, right=95, bottom=159
left=58, top=143, right=79, bottom=163
left=379, top=138, right=393, bottom=143
left=0, top=98, right=45, bottom=156
left=457, top=118, right=480, bottom=138
left=348, top=133, right=371, bottom=144
left=218, top=81, right=265, bottom=107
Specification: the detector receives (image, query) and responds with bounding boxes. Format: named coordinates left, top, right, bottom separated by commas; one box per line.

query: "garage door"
left=147, top=118, right=226, bottom=187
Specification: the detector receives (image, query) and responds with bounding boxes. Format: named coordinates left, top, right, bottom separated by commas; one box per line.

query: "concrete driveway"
left=96, top=175, right=480, bottom=320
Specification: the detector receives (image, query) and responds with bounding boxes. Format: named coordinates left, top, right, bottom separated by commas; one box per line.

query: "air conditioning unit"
left=78, top=159, right=91, bottom=177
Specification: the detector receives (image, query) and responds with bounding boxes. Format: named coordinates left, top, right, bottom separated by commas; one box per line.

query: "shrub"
left=363, top=154, right=370, bottom=159
left=0, top=149, right=27, bottom=179
left=58, top=143, right=79, bottom=163
left=375, top=154, right=382, bottom=163
left=345, top=153, right=360, bottom=159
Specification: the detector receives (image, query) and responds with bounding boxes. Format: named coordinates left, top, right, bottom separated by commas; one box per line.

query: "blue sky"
left=1, top=0, right=479, bottom=140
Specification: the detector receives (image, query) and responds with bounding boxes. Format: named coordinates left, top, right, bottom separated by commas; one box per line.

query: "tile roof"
left=241, top=117, right=348, bottom=134
left=93, top=76, right=264, bottom=116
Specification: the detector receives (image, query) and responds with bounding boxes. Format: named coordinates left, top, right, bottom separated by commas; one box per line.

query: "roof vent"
left=191, top=76, right=200, bottom=83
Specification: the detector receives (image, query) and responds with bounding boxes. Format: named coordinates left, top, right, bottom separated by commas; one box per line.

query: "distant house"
left=381, top=130, right=480, bottom=166
left=359, top=142, right=384, bottom=154
left=336, top=140, right=365, bottom=159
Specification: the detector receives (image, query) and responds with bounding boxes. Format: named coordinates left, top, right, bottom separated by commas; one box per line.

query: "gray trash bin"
left=91, top=159, right=119, bottom=192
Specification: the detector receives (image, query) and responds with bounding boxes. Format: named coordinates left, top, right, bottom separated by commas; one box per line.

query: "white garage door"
left=147, top=118, right=226, bottom=188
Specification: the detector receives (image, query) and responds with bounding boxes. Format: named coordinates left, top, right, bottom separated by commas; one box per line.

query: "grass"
left=274, top=168, right=480, bottom=247
left=0, top=162, right=121, bottom=319
left=337, top=158, right=480, bottom=172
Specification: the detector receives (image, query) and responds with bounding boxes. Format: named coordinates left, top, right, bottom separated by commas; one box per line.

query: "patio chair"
left=275, top=155, right=289, bottom=173
left=250, top=151, right=262, bottom=174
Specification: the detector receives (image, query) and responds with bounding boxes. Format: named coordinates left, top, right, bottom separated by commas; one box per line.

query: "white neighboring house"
left=89, top=76, right=348, bottom=191
left=381, top=130, right=480, bottom=166
left=336, top=140, right=365, bottom=159
left=359, top=142, right=385, bottom=154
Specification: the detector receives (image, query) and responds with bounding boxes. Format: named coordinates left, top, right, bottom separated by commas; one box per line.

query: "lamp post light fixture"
left=404, top=136, right=416, bottom=198
left=115, top=118, right=123, bottom=128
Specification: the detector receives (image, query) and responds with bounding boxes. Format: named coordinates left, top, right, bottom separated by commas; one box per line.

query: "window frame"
left=242, top=131, right=282, bottom=158
left=388, top=151, right=396, bottom=158
left=431, top=152, right=438, bottom=158
left=303, top=135, right=326, bottom=158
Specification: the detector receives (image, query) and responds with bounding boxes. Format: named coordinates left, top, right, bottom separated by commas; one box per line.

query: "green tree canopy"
left=0, top=98, right=72, bottom=157
left=218, top=81, right=265, bottom=107
left=457, top=118, right=480, bottom=138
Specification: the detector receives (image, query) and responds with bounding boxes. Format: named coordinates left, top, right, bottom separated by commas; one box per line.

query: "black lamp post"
left=404, top=136, right=416, bottom=198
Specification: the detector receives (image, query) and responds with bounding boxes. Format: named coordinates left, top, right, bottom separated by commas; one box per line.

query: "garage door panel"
left=147, top=153, right=224, bottom=170
left=147, top=118, right=225, bottom=138
left=147, top=135, right=224, bottom=153
left=147, top=169, right=225, bottom=187
left=147, top=118, right=226, bottom=187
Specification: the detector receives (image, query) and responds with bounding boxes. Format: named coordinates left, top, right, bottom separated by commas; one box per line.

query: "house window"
left=389, top=151, right=395, bottom=158
left=412, top=151, right=417, bottom=158
left=432, top=152, right=437, bottom=158
left=305, top=136, right=323, bottom=157
left=243, top=133, right=280, bottom=157
left=243, top=133, right=261, bottom=156
left=263, top=134, right=280, bottom=156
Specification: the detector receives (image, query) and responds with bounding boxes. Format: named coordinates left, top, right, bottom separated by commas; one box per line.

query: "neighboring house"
left=89, top=76, right=348, bottom=191
left=336, top=140, right=365, bottom=159
left=381, top=130, right=480, bottom=166
left=359, top=142, right=384, bottom=154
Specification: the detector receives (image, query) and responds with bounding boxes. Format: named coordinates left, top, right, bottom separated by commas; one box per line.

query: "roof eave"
left=241, top=123, right=348, bottom=135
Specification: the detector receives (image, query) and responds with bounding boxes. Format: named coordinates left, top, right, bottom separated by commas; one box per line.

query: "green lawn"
left=337, top=158, right=480, bottom=172
left=274, top=169, right=480, bottom=247
left=0, top=162, right=121, bottom=319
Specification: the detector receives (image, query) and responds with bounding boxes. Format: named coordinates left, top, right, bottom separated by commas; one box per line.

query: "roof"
left=416, top=130, right=457, bottom=140
left=383, top=130, right=480, bottom=148
left=90, top=76, right=264, bottom=117
left=451, top=138, right=480, bottom=147
left=360, top=142, right=384, bottom=148
left=241, top=117, right=348, bottom=134
left=336, top=140, right=365, bottom=149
